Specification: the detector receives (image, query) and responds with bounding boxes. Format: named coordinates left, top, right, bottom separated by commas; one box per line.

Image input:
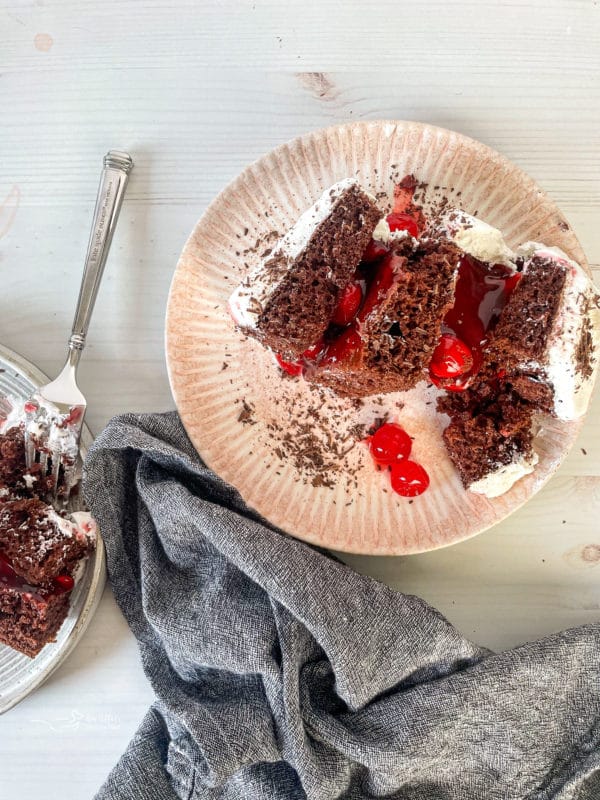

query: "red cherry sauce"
left=288, top=242, right=400, bottom=372
left=0, top=551, right=74, bottom=603
left=430, top=254, right=521, bottom=391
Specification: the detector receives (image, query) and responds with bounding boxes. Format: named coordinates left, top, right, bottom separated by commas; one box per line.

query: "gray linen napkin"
left=85, top=412, right=600, bottom=800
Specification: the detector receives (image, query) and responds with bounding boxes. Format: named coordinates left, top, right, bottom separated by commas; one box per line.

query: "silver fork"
left=23, top=150, right=133, bottom=499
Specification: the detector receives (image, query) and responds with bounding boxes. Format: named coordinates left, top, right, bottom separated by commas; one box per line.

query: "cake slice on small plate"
left=0, top=497, right=96, bottom=657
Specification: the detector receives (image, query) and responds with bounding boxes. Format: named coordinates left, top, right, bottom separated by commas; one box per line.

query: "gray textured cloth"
left=85, top=412, right=600, bottom=800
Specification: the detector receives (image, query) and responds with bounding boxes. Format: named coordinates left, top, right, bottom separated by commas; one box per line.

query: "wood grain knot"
left=581, top=544, right=600, bottom=564
left=296, top=72, right=338, bottom=101
left=34, top=33, right=53, bottom=52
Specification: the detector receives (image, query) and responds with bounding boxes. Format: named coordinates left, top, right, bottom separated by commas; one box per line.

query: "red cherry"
left=331, top=282, right=363, bottom=326
left=323, top=326, right=363, bottom=364
left=362, top=238, right=389, bottom=263
left=429, top=335, right=474, bottom=379
left=390, top=460, right=430, bottom=497
left=275, top=353, right=303, bottom=376
left=430, top=374, right=473, bottom=392
left=54, top=574, right=74, bottom=591
left=386, top=212, right=419, bottom=238
left=368, top=423, right=412, bottom=465
left=23, top=401, right=38, bottom=414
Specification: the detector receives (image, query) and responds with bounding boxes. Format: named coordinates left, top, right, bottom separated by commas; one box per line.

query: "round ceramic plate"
left=166, top=120, right=591, bottom=555
left=0, top=343, right=106, bottom=713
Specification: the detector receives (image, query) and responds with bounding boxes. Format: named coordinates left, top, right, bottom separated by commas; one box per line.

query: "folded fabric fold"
left=85, top=412, right=600, bottom=800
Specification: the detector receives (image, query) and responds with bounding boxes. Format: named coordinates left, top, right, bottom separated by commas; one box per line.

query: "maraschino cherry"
left=54, top=574, right=75, bottom=592
left=429, top=334, right=473, bottom=379
left=390, top=460, right=430, bottom=497
left=368, top=423, right=411, bottom=465
left=366, top=422, right=430, bottom=498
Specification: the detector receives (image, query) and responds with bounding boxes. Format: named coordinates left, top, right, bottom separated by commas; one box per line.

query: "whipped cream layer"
left=516, top=242, right=600, bottom=421
left=372, top=218, right=416, bottom=246
left=229, top=178, right=365, bottom=329
left=1, top=395, right=80, bottom=462
left=469, top=451, right=539, bottom=498
left=435, top=210, right=516, bottom=268
left=44, top=507, right=96, bottom=542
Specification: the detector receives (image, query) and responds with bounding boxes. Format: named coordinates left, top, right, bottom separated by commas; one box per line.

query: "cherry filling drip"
left=0, top=551, right=74, bottom=601
left=429, top=254, right=522, bottom=391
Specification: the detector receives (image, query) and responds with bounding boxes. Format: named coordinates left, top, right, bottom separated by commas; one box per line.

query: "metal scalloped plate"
left=166, top=120, right=590, bottom=556
left=0, top=343, right=106, bottom=714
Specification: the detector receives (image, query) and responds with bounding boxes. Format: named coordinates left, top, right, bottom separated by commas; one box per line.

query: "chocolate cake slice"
left=0, top=556, right=72, bottom=658
left=0, top=410, right=97, bottom=657
left=438, top=243, right=600, bottom=495
left=438, top=381, right=538, bottom=497
left=0, top=498, right=95, bottom=657
left=307, top=236, right=460, bottom=397
left=0, top=498, right=95, bottom=586
left=484, top=244, right=600, bottom=420
left=228, top=179, right=382, bottom=357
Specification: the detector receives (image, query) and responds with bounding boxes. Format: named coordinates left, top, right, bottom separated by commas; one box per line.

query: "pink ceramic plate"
left=166, top=121, right=590, bottom=555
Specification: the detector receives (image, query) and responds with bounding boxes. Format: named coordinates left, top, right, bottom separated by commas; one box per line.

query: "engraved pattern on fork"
left=23, top=150, right=133, bottom=499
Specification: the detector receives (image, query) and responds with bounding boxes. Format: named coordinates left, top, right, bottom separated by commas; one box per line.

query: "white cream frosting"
left=228, top=178, right=372, bottom=329
left=70, top=511, right=97, bottom=541
left=1, top=395, right=80, bottom=461
left=372, top=217, right=414, bottom=245
left=437, top=210, right=516, bottom=268
left=44, top=507, right=96, bottom=542
left=469, top=451, right=538, bottom=498
left=516, top=242, right=600, bottom=421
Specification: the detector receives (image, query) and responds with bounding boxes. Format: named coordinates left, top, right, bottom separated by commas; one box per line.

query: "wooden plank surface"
left=1, top=1, right=599, bottom=797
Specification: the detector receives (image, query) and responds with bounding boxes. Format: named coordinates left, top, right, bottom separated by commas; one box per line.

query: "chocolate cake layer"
left=0, top=427, right=55, bottom=499
left=486, top=254, right=567, bottom=368
left=233, top=182, right=382, bottom=357
left=439, top=381, right=536, bottom=488
left=309, top=237, right=460, bottom=398
left=0, top=581, right=70, bottom=658
left=0, top=498, right=91, bottom=586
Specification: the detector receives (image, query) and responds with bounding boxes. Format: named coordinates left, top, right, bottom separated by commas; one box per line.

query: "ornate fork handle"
left=68, top=151, right=133, bottom=367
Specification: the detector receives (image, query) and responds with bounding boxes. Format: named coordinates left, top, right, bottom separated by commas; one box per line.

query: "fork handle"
left=68, top=150, right=133, bottom=365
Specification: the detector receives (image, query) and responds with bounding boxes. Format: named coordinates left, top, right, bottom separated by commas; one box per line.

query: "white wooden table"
left=1, top=1, right=599, bottom=796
